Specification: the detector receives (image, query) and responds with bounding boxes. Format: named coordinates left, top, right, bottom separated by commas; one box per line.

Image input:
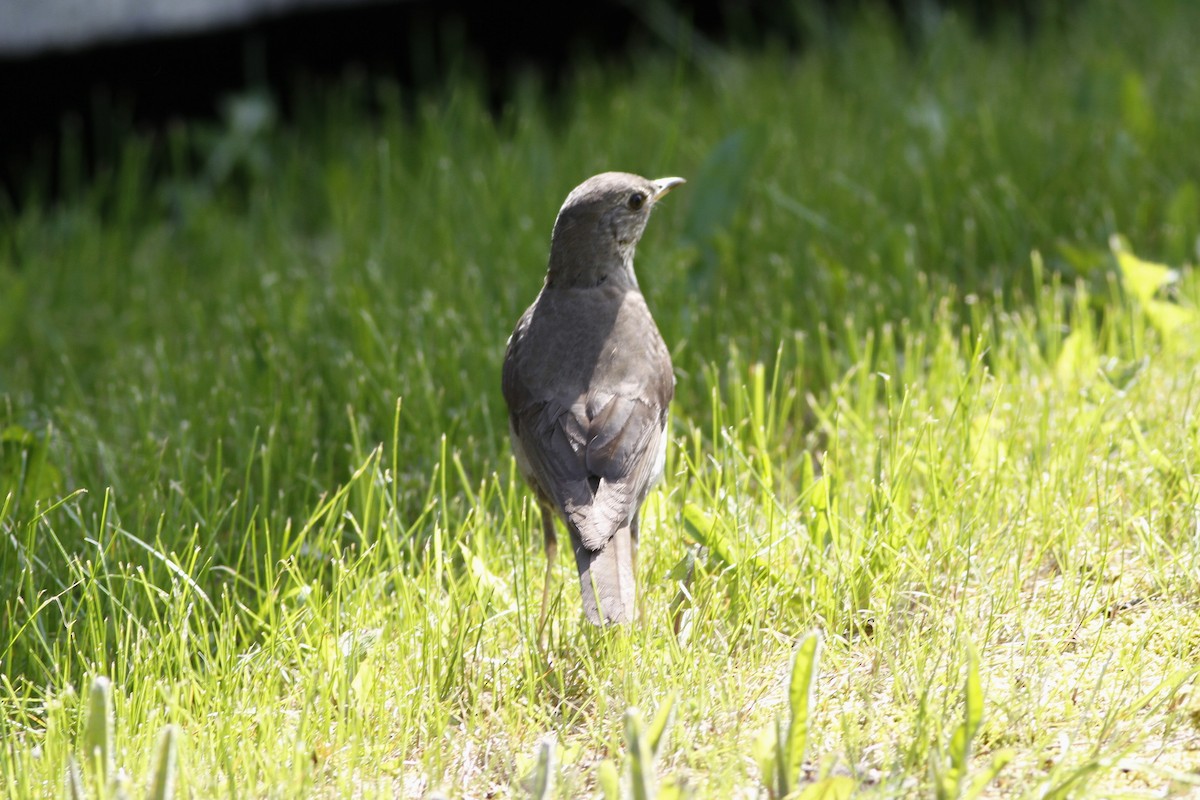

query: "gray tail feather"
left=571, top=524, right=635, bottom=625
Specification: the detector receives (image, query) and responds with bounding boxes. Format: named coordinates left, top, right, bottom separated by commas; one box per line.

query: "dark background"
left=1, top=0, right=1049, bottom=208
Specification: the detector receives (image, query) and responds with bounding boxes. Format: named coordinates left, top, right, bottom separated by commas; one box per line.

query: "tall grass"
left=2, top=0, right=1200, bottom=796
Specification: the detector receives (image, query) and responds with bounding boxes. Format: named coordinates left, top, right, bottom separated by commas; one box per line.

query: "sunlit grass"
left=3, top=0, right=1200, bottom=796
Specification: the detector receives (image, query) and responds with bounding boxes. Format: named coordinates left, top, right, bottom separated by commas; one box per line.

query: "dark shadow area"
left=1, top=0, right=1054, bottom=209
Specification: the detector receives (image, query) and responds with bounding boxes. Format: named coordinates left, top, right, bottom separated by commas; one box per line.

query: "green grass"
left=3, top=0, right=1200, bottom=796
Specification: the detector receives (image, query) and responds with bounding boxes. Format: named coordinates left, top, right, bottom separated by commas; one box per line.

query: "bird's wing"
left=571, top=391, right=670, bottom=549
left=504, top=396, right=594, bottom=515
left=502, top=301, right=674, bottom=553
left=502, top=315, right=595, bottom=518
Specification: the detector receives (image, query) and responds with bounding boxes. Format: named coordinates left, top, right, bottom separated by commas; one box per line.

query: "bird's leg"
left=630, top=511, right=640, bottom=578
left=630, top=511, right=640, bottom=619
left=537, top=509, right=558, bottom=636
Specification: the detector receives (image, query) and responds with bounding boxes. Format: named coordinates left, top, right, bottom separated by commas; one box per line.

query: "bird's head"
left=547, top=172, right=685, bottom=288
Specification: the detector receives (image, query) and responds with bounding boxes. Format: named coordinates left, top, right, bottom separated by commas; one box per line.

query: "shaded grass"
left=3, top=0, right=1200, bottom=796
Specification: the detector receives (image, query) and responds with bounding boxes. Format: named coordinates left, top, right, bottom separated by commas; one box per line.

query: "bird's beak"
left=651, top=176, right=686, bottom=202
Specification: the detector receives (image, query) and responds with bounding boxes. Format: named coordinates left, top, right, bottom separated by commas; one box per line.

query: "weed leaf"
left=786, top=632, right=823, bottom=791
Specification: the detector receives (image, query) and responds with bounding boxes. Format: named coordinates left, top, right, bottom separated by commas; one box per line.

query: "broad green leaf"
left=1055, top=241, right=1109, bottom=276
left=1054, top=327, right=1096, bottom=385
left=946, top=645, right=984, bottom=797
left=1126, top=414, right=1182, bottom=477
left=963, top=646, right=984, bottom=751
left=145, top=725, right=180, bottom=800
left=1144, top=299, right=1196, bottom=339
left=625, top=708, right=655, bottom=800
left=1100, top=356, right=1148, bottom=391
left=85, top=676, right=115, bottom=788
left=338, top=628, right=381, bottom=699
left=529, top=735, right=556, bottom=800
left=753, top=726, right=779, bottom=796
left=969, top=413, right=1007, bottom=470
left=668, top=548, right=697, bottom=644
left=1114, top=249, right=1177, bottom=305
left=682, top=503, right=741, bottom=567
left=0, top=424, right=64, bottom=512
left=798, top=452, right=816, bottom=495
left=786, top=632, right=823, bottom=791
left=647, top=692, right=678, bottom=759
left=775, top=716, right=790, bottom=797
left=1119, top=71, right=1155, bottom=145
left=667, top=548, right=696, bottom=583
left=657, top=777, right=695, bottom=800
left=461, top=543, right=511, bottom=600
left=597, top=760, right=620, bottom=800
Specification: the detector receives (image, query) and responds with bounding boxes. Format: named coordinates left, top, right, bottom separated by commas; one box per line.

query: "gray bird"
left=502, top=172, right=684, bottom=626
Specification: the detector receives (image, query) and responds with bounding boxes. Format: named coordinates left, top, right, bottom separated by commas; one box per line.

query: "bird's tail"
left=571, top=523, right=636, bottom=625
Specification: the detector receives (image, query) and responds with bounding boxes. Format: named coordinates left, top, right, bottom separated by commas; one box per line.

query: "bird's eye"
left=628, top=192, right=646, bottom=210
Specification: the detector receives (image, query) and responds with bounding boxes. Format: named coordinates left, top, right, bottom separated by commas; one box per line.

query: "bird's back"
left=501, top=171, right=683, bottom=624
